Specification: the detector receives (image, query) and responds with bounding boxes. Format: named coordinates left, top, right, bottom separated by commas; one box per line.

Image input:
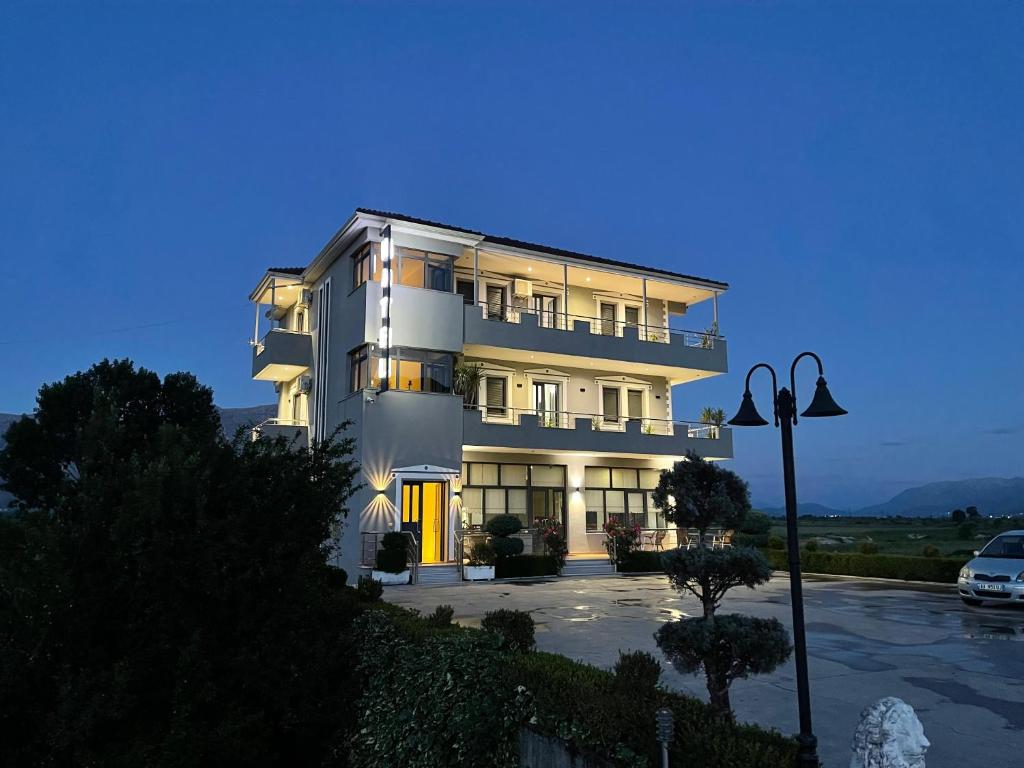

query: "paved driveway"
left=387, top=574, right=1024, bottom=768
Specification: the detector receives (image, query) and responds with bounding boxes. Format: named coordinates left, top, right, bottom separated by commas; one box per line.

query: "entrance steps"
left=415, top=563, right=463, bottom=586
left=561, top=557, right=615, bottom=578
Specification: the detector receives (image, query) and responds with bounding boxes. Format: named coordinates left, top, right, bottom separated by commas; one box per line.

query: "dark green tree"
left=653, top=455, right=789, bottom=721
left=951, top=508, right=967, bottom=523
left=0, top=360, right=361, bottom=767
left=652, top=451, right=751, bottom=538
left=966, top=506, right=980, bottom=519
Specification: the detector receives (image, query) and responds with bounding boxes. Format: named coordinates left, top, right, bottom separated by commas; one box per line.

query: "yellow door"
left=401, top=481, right=447, bottom=563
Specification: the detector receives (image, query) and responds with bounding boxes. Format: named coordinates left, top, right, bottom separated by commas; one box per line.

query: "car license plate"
left=977, top=583, right=1006, bottom=592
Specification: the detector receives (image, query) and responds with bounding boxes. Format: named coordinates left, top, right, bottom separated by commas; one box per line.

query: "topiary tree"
left=376, top=531, right=410, bottom=573
left=652, top=451, right=751, bottom=540
left=656, top=614, right=792, bottom=716
left=485, top=514, right=525, bottom=558
left=654, top=456, right=790, bottom=721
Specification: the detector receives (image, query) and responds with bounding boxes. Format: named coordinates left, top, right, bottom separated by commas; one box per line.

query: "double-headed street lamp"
left=728, top=351, right=847, bottom=768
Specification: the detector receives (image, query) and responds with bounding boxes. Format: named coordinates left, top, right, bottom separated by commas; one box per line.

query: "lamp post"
left=727, top=351, right=847, bottom=768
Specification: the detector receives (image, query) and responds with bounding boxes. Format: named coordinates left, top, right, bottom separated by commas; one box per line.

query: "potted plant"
left=699, top=321, right=719, bottom=349
left=371, top=531, right=412, bottom=585
left=453, top=359, right=484, bottom=407
left=700, top=406, right=726, bottom=438
left=464, top=541, right=496, bottom=581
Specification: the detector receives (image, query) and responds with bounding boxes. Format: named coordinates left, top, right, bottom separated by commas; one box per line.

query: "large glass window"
left=351, top=243, right=381, bottom=290
left=460, top=462, right=566, bottom=529
left=584, top=466, right=665, bottom=531
left=349, top=346, right=370, bottom=393
left=386, top=348, right=452, bottom=393
left=397, top=247, right=453, bottom=292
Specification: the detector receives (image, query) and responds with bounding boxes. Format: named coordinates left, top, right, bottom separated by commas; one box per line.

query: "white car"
left=958, top=530, right=1024, bottom=606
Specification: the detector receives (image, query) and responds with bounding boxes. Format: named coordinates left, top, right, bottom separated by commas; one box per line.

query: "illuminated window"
left=584, top=466, right=665, bottom=531
left=397, top=247, right=453, bottom=291
left=460, top=462, right=566, bottom=529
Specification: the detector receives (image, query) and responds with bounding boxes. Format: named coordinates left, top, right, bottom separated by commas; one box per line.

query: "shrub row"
left=734, top=532, right=770, bottom=548
left=348, top=605, right=798, bottom=768
left=495, top=553, right=559, bottom=578
left=617, top=550, right=665, bottom=573
left=765, top=549, right=963, bottom=583
left=511, top=651, right=798, bottom=768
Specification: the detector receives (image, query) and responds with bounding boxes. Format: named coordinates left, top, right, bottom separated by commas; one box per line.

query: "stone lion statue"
left=850, top=697, right=930, bottom=768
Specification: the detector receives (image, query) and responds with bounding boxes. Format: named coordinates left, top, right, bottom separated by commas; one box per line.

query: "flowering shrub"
left=535, top=516, right=568, bottom=572
left=602, top=519, right=642, bottom=566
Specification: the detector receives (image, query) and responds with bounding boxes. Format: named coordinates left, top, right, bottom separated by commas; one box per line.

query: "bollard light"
left=655, top=708, right=674, bottom=768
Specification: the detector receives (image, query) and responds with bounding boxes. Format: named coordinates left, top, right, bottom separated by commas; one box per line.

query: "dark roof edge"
left=355, top=207, right=728, bottom=289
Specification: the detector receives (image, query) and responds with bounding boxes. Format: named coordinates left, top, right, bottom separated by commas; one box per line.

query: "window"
left=486, top=284, right=506, bottom=320
left=397, top=248, right=453, bottom=292
left=387, top=348, right=452, bottom=393
left=600, top=302, right=616, bottom=336
left=351, top=243, right=380, bottom=289
left=456, top=278, right=475, bottom=305
left=624, top=305, right=641, bottom=328
left=584, top=466, right=665, bottom=531
left=627, top=389, right=644, bottom=422
left=484, top=376, right=508, bottom=418
left=349, top=346, right=370, bottom=393
left=602, top=387, right=620, bottom=424
left=461, top=462, right=566, bottom=529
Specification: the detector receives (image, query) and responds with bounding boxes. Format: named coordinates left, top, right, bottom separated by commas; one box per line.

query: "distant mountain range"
left=759, top=477, right=1024, bottom=518
left=0, top=405, right=276, bottom=509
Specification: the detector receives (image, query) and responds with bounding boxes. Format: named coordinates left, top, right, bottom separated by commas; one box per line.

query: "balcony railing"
left=463, top=405, right=723, bottom=439
left=251, top=418, right=310, bottom=448
left=476, top=302, right=720, bottom=349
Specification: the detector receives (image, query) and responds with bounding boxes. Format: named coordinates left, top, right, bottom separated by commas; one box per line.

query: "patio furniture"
left=682, top=528, right=701, bottom=549
left=705, top=528, right=724, bottom=549
left=720, top=529, right=735, bottom=548
left=652, top=529, right=667, bottom=552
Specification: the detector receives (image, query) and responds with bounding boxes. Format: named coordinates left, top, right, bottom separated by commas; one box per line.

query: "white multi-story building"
left=248, top=208, right=732, bottom=583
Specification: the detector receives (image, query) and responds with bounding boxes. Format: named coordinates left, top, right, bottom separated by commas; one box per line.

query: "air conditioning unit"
left=298, top=288, right=312, bottom=307
left=512, top=279, right=533, bottom=298
left=298, top=375, right=313, bottom=394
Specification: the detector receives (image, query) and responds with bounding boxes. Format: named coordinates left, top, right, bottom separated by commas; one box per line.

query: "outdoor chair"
left=652, top=529, right=667, bottom=552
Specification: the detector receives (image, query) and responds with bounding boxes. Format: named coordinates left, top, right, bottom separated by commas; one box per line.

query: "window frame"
left=461, top=462, right=566, bottom=530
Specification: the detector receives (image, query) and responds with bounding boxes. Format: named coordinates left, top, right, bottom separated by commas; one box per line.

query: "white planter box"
left=371, top=569, right=411, bottom=585
left=463, top=565, right=495, bottom=581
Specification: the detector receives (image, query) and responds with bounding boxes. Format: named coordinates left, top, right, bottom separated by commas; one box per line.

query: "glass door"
left=533, top=294, right=559, bottom=328
left=486, top=285, right=506, bottom=321
left=533, top=382, right=560, bottom=428
left=530, top=488, right=565, bottom=527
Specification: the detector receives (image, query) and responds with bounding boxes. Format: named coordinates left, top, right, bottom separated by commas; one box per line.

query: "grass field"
left=766, top=515, right=1024, bottom=558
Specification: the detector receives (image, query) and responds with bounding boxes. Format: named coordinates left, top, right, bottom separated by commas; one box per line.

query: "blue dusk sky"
left=1, top=2, right=1021, bottom=508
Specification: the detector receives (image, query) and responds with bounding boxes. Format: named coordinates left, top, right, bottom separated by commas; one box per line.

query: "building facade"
left=248, top=208, right=732, bottom=582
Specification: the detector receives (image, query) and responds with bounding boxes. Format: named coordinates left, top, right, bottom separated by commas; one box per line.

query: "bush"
left=485, top=514, right=524, bottom=538
left=511, top=651, right=798, bottom=768
left=495, top=554, right=559, bottom=578
left=765, top=549, right=963, bottom=583
left=613, top=650, right=662, bottom=691
left=357, top=574, right=384, bottom=601
left=922, top=544, right=941, bottom=558
left=734, top=532, right=769, bottom=548
left=380, top=531, right=408, bottom=550
left=491, top=535, right=525, bottom=558
left=536, top=516, right=568, bottom=572
left=327, top=565, right=348, bottom=587
left=656, top=614, right=792, bottom=717
left=602, top=519, right=643, bottom=565
left=467, top=540, right=496, bottom=566
left=957, top=522, right=977, bottom=540
left=618, top=550, right=666, bottom=573
left=350, top=612, right=524, bottom=768
left=804, top=539, right=818, bottom=552
left=375, top=548, right=408, bottom=573
left=767, top=535, right=785, bottom=550
left=481, top=609, right=535, bottom=651
left=426, top=604, right=455, bottom=627
left=739, top=510, right=771, bottom=535
left=859, top=542, right=879, bottom=555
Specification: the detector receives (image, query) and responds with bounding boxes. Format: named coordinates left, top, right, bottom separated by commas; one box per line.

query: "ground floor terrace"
left=357, top=451, right=700, bottom=573
left=386, top=574, right=1024, bottom=768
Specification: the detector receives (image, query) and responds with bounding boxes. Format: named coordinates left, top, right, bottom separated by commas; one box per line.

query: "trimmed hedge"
left=495, top=554, right=559, bottom=578
left=618, top=550, right=666, bottom=573
left=511, top=651, right=797, bottom=768
left=765, top=549, right=963, bottom=583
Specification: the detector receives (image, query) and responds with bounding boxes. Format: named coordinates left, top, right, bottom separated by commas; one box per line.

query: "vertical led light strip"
left=377, top=225, right=393, bottom=390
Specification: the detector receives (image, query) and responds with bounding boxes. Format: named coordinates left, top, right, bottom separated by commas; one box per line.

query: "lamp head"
left=728, top=390, right=769, bottom=427
left=800, top=376, right=848, bottom=418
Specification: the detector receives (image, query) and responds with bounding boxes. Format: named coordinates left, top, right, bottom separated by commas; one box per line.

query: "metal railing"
left=360, top=530, right=421, bottom=584
left=476, top=302, right=720, bottom=349
left=250, top=418, right=310, bottom=441
left=464, top=404, right=723, bottom=439
left=253, top=326, right=310, bottom=354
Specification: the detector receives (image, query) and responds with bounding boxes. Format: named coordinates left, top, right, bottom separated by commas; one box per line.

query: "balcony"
left=251, top=419, right=310, bottom=449
left=462, top=406, right=733, bottom=460
left=251, top=328, right=313, bottom=381
left=463, top=303, right=727, bottom=383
